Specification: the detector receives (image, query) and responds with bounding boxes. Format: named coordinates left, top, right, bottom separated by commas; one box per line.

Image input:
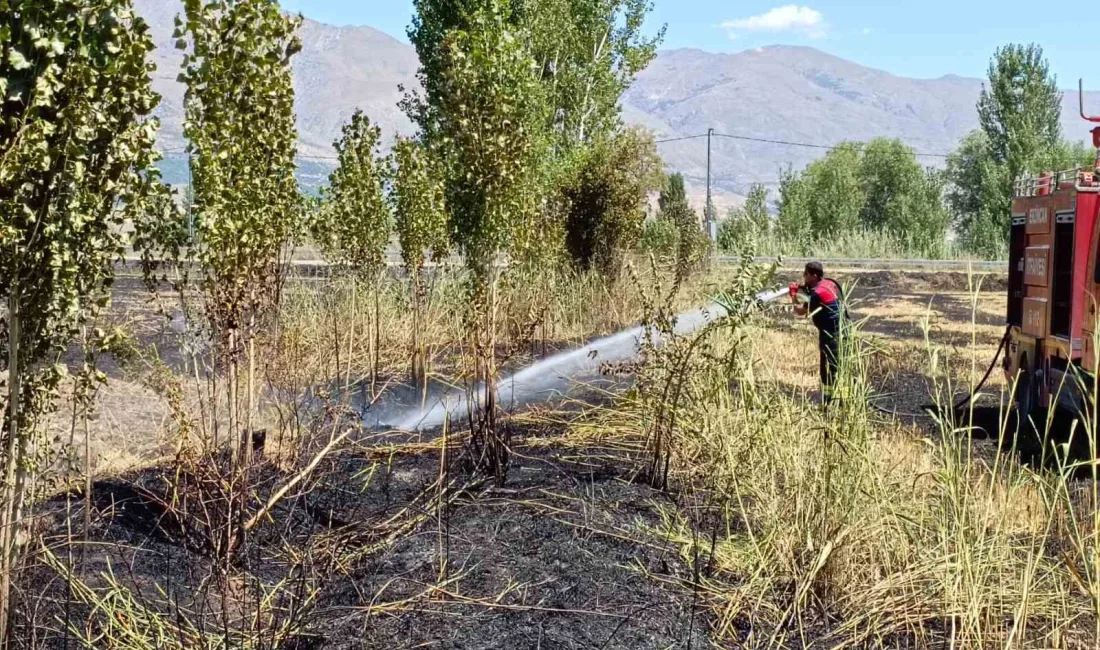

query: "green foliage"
left=742, top=183, right=771, bottom=236
left=901, top=169, right=951, bottom=258
left=772, top=140, right=951, bottom=258
left=316, top=110, right=393, bottom=278
left=390, top=136, right=450, bottom=385
left=1039, top=138, right=1097, bottom=171
left=0, top=0, right=165, bottom=634
left=658, top=171, right=687, bottom=216
left=857, top=138, right=950, bottom=256
left=945, top=130, right=1007, bottom=259
left=717, top=184, right=770, bottom=254
left=949, top=44, right=1064, bottom=256
left=775, top=165, right=812, bottom=250
left=807, top=143, right=864, bottom=237
left=390, top=137, right=450, bottom=276
left=435, top=1, right=550, bottom=279
left=563, top=127, right=662, bottom=275
left=640, top=217, right=678, bottom=256
left=978, top=43, right=1062, bottom=182
left=521, top=0, right=664, bottom=147
left=132, top=0, right=303, bottom=472
left=422, top=0, right=552, bottom=478
left=658, top=173, right=708, bottom=279
left=408, top=0, right=663, bottom=150
left=858, top=138, right=921, bottom=231
left=716, top=215, right=745, bottom=255
left=147, top=0, right=303, bottom=342
left=1, top=0, right=163, bottom=376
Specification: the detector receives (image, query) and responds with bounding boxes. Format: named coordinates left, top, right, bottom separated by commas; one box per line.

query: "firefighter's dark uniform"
left=802, top=279, right=844, bottom=403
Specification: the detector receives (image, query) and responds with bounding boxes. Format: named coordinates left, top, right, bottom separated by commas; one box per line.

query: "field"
left=12, top=260, right=1099, bottom=649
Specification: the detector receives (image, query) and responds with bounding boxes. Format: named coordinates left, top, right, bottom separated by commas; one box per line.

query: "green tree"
left=317, top=111, right=393, bottom=279
left=951, top=44, right=1063, bottom=255
left=434, top=0, right=551, bottom=479
left=141, top=0, right=303, bottom=466
left=742, top=183, right=770, bottom=235
left=659, top=173, right=706, bottom=281
left=408, top=0, right=662, bottom=150
left=523, top=0, right=663, bottom=147
left=978, top=44, right=1062, bottom=185
left=901, top=169, right=951, bottom=258
left=315, top=110, right=394, bottom=391
left=717, top=184, right=769, bottom=254
left=775, top=166, right=812, bottom=251
left=0, top=0, right=165, bottom=638
left=716, top=208, right=749, bottom=254
left=857, top=138, right=950, bottom=253
left=808, top=143, right=864, bottom=237
left=1040, top=138, right=1097, bottom=171
left=859, top=138, right=921, bottom=231
left=640, top=216, right=678, bottom=256
left=390, top=137, right=450, bottom=386
left=946, top=130, right=1008, bottom=258
left=563, top=127, right=662, bottom=275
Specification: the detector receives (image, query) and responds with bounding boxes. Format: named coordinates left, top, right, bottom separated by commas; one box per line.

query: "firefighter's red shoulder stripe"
left=813, top=281, right=839, bottom=304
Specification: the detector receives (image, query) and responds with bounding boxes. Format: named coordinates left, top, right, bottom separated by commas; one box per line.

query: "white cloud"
left=861, top=27, right=873, bottom=35
left=721, top=5, right=827, bottom=39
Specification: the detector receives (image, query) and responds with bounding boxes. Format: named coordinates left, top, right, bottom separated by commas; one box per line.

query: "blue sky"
left=279, top=1, right=1099, bottom=90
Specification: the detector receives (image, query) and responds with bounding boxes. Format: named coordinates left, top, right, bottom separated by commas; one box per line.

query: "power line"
left=655, top=130, right=951, bottom=159
left=714, top=131, right=950, bottom=158
left=161, top=129, right=952, bottom=165
left=653, top=134, right=710, bottom=145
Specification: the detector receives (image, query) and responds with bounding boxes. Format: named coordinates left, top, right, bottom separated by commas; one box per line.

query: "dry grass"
left=25, top=257, right=1096, bottom=649
left=555, top=267, right=1100, bottom=648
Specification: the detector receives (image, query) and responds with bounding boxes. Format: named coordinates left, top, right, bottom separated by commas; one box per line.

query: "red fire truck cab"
left=1004, top=93, right=1100, bottom=418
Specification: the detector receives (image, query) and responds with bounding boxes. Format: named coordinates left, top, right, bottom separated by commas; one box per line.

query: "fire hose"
left=870, top=326, right=1011, bottom=420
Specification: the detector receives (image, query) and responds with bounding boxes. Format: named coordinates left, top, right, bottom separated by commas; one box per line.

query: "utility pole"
left=705, top=128, right=714, bottom=241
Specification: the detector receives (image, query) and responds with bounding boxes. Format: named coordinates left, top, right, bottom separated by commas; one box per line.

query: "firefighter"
left=790, top=262, right=846, bottom=405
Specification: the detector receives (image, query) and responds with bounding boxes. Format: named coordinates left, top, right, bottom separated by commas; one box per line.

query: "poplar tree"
left=950, top=44, right=1064, bottom=255
left=315, top=110, right=393, bottom=391
left=138, top=0, right=303, bottom=464
left=434, top=1, right=550, bottom=479
left=0, top=0, right=164, bottom=639
left=390, top=137, right=449, bottom=387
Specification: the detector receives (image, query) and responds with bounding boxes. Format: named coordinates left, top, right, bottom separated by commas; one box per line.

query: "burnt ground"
left=13, top=423, right=710, bottom=650
left=15, top=269, right=1084, bottom=649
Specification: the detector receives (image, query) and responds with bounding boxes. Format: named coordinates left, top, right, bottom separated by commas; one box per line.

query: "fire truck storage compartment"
left=1008, top=216, right=1026, bottom=326
left=1051, top=213, right=1075, bottom=338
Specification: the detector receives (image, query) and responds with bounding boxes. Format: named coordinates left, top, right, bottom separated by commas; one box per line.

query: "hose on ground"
left=867, top=326, right=1011, bottom=420
left=934, top=326, right=1011, bottom=415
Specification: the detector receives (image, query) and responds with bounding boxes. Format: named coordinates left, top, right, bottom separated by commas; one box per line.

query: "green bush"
left=640, top=217, right=679, bottom=256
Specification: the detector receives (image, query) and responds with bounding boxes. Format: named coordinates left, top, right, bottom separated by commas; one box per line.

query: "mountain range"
left=134, top=0, right=1099, bottom=210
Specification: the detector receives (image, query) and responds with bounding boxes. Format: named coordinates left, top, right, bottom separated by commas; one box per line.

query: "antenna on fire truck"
left=1081, top=79, right=1100, bottom=171
left=1081, top=79, right=1100, bottom=123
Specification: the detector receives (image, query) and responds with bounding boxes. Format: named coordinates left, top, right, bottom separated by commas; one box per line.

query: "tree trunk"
left=245, top=326, right=255, bottom=465
left=345, top=276, right=356, bottom=391
left=411, top=267, right=425, bottom=390
left=372, top=277, right=381, bottom=397
left=82, top=405, right=92, bottom=576
left=332, top=287, right=341, bottom=383
left=487, top=275, right=505, bottom=482
left=228, top=330, right=239, bottom=467
left=0, top=288, right=23, bottom=646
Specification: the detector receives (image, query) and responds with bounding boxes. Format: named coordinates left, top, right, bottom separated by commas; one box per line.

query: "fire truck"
left=1003, top=83, right=1100, bottom=420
